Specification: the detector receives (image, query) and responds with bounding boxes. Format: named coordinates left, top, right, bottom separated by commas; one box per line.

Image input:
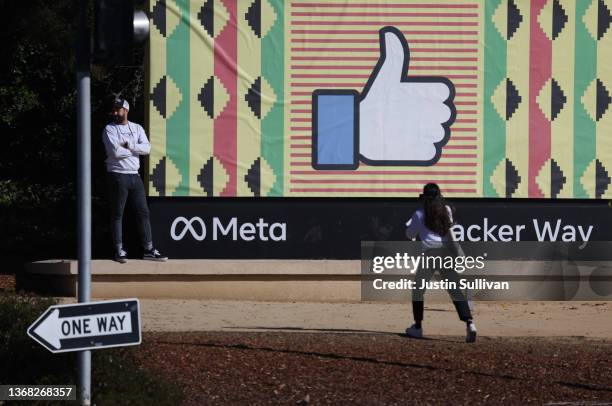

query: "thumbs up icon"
left=312, top=26, right=456, bottom=170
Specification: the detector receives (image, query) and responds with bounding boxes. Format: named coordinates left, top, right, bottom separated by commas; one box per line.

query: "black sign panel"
left=149, top=198, right=612, bottom=259
left=27, top=299, right=141, bottom=353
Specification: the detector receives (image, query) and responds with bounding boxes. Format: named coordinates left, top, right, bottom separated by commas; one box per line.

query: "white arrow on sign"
left=28, top=299, right=141, bottom=353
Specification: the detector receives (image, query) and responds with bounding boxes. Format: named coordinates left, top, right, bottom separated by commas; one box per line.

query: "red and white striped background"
left=286, top=0, right=482, bottom=197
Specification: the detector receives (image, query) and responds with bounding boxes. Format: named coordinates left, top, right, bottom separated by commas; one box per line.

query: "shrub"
left=0, top=292, right=182, bottom=405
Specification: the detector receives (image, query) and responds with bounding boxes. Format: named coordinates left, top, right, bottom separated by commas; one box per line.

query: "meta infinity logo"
left=171, top=217, right=207, bottom=241
left=170, top=217, right=286, bottom=242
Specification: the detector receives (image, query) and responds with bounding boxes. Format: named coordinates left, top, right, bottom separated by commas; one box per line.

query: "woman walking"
left=404, top=183, right=477, bottom=343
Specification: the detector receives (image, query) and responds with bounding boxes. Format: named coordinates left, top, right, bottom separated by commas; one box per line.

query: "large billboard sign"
left=149, top=199, right=612, bottom=258
left=147, top=0, right=612, bottom=198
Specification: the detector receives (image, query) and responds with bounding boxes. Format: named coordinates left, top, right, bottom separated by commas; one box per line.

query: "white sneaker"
left=114, top=249, right=128, bottom=264
left=466, top=322, right=477, bottom=343
left=405, top=324, right=423, bottom=339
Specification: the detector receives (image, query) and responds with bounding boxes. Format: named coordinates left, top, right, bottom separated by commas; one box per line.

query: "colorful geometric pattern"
left=147, top=0, right=612, bottom=198
left=148, top=0, right=284, bottom=197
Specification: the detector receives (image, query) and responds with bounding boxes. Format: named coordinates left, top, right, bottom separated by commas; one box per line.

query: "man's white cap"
left=113, top=98, right=130, bottom=111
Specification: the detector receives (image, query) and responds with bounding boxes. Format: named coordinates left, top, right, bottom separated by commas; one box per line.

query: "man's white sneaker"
left=466, top=322, right=477, bottom=343
left=405, top=324, right=423, bottom=339
left=114, top=249, right=128, bottom=264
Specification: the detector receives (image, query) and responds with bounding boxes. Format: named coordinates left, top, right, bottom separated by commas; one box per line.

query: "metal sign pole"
left=76, top=1, right=92, bottom=405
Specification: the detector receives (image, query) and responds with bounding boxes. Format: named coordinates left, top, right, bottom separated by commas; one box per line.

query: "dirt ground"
left=131, top=299, right=612, bottom=405
left=138, top=332, right=612, bottom=405
left=4, top=274, right=612, bottom=404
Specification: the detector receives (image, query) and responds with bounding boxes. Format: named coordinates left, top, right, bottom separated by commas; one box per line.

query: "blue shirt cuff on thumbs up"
left=312, top=89, right=360, bottom=170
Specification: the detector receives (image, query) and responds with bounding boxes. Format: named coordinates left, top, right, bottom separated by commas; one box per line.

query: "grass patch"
left=0, top=291, right=183, bottom=405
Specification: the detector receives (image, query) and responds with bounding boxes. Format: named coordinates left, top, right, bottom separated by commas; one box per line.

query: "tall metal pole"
left=77, top=1, right=92, bottom=405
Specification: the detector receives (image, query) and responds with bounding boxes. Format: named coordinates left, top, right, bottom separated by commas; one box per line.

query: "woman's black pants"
left=412, top=247, right=472, bottom=323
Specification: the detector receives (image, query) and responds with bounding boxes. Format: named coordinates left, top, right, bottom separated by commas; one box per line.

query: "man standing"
left=103, top=98, right=167, bottom=263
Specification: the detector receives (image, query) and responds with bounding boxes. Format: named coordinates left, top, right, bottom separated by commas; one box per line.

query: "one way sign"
left=27, top=299, right=141, bottom=353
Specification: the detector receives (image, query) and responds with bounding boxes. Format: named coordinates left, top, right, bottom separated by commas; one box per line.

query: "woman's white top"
left=405, top=206, right=453, bottom=249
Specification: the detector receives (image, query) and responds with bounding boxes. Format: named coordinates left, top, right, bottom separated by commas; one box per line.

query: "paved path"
left=129, top=300, right=612, bottom=338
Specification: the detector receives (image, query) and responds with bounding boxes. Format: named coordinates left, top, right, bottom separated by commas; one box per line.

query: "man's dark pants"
left=107, top=172, right=152, bottom=249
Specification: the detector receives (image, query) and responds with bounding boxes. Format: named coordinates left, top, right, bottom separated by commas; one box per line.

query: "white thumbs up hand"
left=312, top=27, right=456, bottom=170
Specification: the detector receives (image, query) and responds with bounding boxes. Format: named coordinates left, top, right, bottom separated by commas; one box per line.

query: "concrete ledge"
left=21, top=260, right=363, bottom=301
left=24, top=259, right=361, bottom=275
left=20, top=259, right=612, bottom=302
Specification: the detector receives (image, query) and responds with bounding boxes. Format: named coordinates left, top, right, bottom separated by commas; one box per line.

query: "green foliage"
left=0, top=1, right=147, bottom=262
left=0, top=292, right=61, bottom=384
left=0, top=292, right=183, bottom=405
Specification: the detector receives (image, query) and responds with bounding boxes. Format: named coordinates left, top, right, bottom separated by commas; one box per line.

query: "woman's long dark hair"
left=421, top=183, right=451, bottom=236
